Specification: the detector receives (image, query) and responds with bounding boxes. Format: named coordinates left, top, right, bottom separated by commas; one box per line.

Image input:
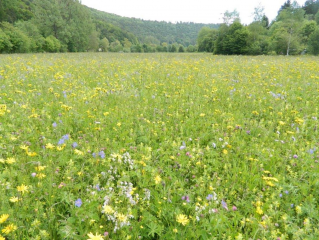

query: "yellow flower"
left=102, top=205, right=114, bottom=214
left=74, top=149, right=84, bottom=155
left=256, top=206, right=263, bottom=215
left=57, top=144, right=65, bottom=151
left=154, top=175, right=162, bottom=184
left=117, top=122, right=121, bottom=127
left=0, top=214, right=9, bottom=224
left=36, top=173, right=46, bottom=179
left=176, top=214, right=189, bottom=226
left=35, top=166, right=46, bottom=171
left=5, top=158, right=16, bottom=164
left=223, top=149, right=228, bottom=155
left=9, top=197, right=19, bottom=203
left=17, top=184, right=29, bottom=194
left=296, top=206, right=302, bottom=214
left=117, top=213, right=127, bottom=222
left=173, top=228, right=178, bottom=233
left=0, top=235, right=5, bottom=240
left=200, top=113, right=206, bottom=117
left=87, top=232, right=104, bottom=240
left=20, top=145, right=29, bottom=150
left=45, top=143, right=55, bottom=149
left=26, top=151, right=37, bottom=157
left=1, top=223, right=17, bottom=234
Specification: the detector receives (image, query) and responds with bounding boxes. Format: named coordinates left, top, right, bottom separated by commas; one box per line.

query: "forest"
left=0, top=0, right=319, bottom=55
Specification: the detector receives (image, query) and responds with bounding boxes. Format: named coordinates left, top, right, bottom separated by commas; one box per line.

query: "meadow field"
left=0, top=53, right=319, bottom=240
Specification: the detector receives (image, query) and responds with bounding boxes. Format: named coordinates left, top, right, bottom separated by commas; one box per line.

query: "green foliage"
left=88, top=7, right=218, bottom=46
left=0, top=0, right=33, bottom=23
left=43, top=35, right=61, bottom=52
left=99, top=37, right=109, bottom=52
left=197, top=27, right=218, bottom=52
left=307, top=27, right=319, bottom=54
left=0, top=28, right=12, bottom=53
left=214, top=22, right=249, bottom=55
left=0, top=21, right=30, bottom=53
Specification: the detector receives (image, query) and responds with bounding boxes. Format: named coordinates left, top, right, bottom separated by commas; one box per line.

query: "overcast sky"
left=81, top=0, right=306, bottom=25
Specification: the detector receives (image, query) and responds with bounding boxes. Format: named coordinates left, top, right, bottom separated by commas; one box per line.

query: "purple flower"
left=62, top=134, right=69, bottom=140
left=279, top=193, right=283, bottom=198
left=58, top=139, right=65, bottom=145
left=285, top=190, right=289, bottom=194
left=98, top=150, right=105, bottom=159
left=75, top=198, right=82, bottom=207
left=293, top=154, right=298, bottom=158
left=232, top=206, right=237, bottom=211
left=72, top=142, right=78, bottom=148
left=92, top=152, right=96, bottom=158
left=52, top=122, right=57, bottom=127
left=95, top=184, right=101, bottom=191
left=182, top=195, right=190, bottom=202
left=221, top=200, right=228, bottom=211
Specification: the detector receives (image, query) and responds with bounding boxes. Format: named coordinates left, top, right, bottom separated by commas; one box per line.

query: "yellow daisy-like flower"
left=35, top=166, right=46, bottom=172
left=6, top=158, right=16, bottom=164
left=154, top=175, right=162, bottom=184
left=45, top=143, right=55, bottom=149
left=17, top=184, right=29, bottom=194
left=176, top=214, right=189, bottom=226
left=26, top=151, right=37, bottom=157
left=20, top=145, right=29, bottom=150
left=173, top=228, right=178, bottom=233
left=117, top=213, right=127, bottom=222
left=0, top=214, right=9, bottom=224
left=1, top=223, right=17, bottom=234
left=0, top=234, right=5, bottom=240
left=9, top=196, right=19, bottom=203
left=87, top=232, right=104, bottom=240
left=102, top=205, right=114, bottom=214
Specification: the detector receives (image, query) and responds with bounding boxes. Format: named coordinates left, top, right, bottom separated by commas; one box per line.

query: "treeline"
left=0, top=0, right=214, bottom=53
left=197, top=0, right=319, bottom=55
left=88, top=8, right=219, bottom=47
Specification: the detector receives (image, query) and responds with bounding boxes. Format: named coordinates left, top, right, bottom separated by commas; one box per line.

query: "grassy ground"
left=0, top=53, right=319, bottom=239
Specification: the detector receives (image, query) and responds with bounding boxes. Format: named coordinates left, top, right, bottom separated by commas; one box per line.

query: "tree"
left=303, top=0, right=319, bottom=16
left=222, top=10, right=240, bottom=25
left=0, top=28, right=12, bottom=53
left=43, top=35, right=61, bottom=52
left=15, top=20, right=45, bottom=52
left=197, top=27, right=218, bottom=52
left=308, top=27, right=319, bottom=54
left=0, top=21, right=31, bottom=53
left=109, top=40, right=123, bottom=52
left=278, top=0, right=292, bottom=16
left=33, top=0, right=95, bottom=52
left=253, top=4, right=265, bottom=22
left=178, top=45, right=185, bottom=52
left=214, top=22, right=248, bottom=55
left=271, top=3, right=305, bottom=55
left=99, top=37, right=109, bottom=52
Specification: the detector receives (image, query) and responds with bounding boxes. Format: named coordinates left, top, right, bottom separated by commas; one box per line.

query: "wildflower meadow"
left=0, top=53, right=319, bottom=240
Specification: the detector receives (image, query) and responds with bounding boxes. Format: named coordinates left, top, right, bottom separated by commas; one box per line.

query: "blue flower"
left=52, top=122, right=57, bottom=127
left=72, top=142, right=78, bottom=148
left=75, top=198, right=82, bottom=207
left=98, top=151, right=105, bottom=159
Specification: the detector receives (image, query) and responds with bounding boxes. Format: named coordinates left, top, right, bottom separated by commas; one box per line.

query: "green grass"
left=0, top=53, right=319, bottom=240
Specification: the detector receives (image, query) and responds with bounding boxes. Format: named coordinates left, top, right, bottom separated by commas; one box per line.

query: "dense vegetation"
left=198, top=0, right=319, bottom=55
left=0, top=0, right=215, bottom=53
left=1, top=52, right=319, bottom=239
left=1, top=0, right=319, bottom=54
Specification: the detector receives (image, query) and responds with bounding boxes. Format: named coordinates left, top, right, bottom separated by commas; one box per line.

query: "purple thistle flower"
left=75, top=198, right=82, bottom=207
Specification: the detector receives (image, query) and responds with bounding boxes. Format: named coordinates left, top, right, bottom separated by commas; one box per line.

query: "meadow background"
left=0, top=53, right=319, bottom=240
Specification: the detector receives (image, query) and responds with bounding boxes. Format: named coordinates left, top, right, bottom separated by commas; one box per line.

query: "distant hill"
left=88, top=7, right=219, bottom=46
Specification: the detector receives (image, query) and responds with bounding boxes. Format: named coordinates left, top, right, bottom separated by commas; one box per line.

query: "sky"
left=81, top=0, right=306, bottom=25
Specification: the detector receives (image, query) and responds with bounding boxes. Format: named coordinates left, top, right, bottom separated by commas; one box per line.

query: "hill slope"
left=88, top=7, right=219, bottom=46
